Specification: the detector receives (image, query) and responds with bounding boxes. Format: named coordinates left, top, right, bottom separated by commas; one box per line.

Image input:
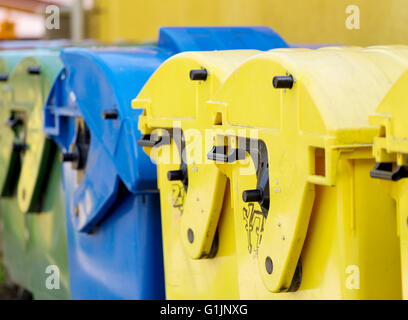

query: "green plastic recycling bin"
left=0, top=50, right=69, bottom=299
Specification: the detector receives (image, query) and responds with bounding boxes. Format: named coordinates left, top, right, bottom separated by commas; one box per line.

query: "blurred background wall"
left=0, top=0, right=407, bottom=45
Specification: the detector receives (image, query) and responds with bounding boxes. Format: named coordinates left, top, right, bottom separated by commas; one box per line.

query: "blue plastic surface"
left=157, top=26, right=288, bottom=52
left=44, top=26, right=289, bottom=299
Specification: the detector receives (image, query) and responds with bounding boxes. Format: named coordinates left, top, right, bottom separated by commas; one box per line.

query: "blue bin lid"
left=157, top=26, right=288, bottom=51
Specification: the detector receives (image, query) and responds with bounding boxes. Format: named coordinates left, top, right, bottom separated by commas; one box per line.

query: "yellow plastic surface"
left=135, top=46, right=408, bottom=299
left=92, top=0, right=408, bottom=46
left=370, top=68, right=408, bottom=299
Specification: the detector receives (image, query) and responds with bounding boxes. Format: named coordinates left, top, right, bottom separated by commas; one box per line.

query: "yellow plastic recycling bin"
left=134, top=50, right=261, bottom=299
left=135, top=46, right=408, bottom=299
left=205, top=46, right=408, bottom=300
left=370, top=63, right=408, bottom=299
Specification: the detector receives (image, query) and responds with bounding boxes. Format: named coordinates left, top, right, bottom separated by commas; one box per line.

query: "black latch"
left=0, top=73, right=9, bottom=82
left=273, top=75, right=294, bottom=89
left=102, top=109, right=119, bottom=120
left=137, top=134, right=170, bottom=148
left=241, top=140, right=270, bottom=216
left=27, top=66, right=41, bottom=75
left=207, top=145, right=246, bottom=163
left=190, top=69, right=208, bottom=81
left=370, top=162, right=408, bottom=181
left=5, top=117, right=23, bottom=129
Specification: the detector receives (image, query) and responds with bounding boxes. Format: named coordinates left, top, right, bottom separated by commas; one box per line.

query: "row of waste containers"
left=0, top=26, right=407, bottom=300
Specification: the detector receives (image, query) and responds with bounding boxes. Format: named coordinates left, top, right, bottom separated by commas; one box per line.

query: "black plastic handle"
left=167, top=170, right=185, bottom=181
left=370, top=162, right=408, bottom=181
left=207, top=146, right=246, bottom=163
left=5, top=118, right=22, bottom=129
left=243, top=189, right=264, bottom=202
left=273, top=75, right=294, bottom=89
left=0, top=73, right=9, bottom=81
left=102, top=109, right=119, bottom=120
left=190, top=69, right=208, bottom=81
left=60, top=152, right=79, bottom=163
left=27, top=66, right=41, bottom=75
left=137, top=134, right=169, bottom=148
left=13, top=143, right=27, bottom=152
